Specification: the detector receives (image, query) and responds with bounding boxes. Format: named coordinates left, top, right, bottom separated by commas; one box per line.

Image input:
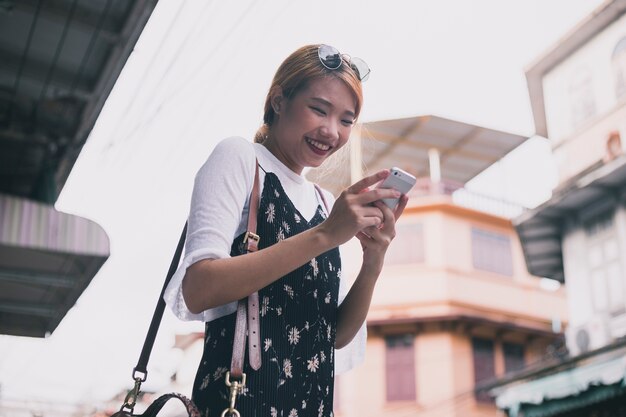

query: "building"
left=0, top=1, right=157, bottom=338
left=488, top=1, right=626, bottom=416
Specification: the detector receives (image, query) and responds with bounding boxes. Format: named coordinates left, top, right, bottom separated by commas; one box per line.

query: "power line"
left=159, top=0, right=297, bottom=190
left=108, top=0, right=261, bottom=169
left=102, top=0, right=189, bottom=159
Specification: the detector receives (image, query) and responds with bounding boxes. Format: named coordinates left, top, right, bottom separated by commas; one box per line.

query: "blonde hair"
left=254, top=44, right=364, bottom=143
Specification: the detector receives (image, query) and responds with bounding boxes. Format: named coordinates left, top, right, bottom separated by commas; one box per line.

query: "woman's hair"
left=254, top=44, right=364, bottom=143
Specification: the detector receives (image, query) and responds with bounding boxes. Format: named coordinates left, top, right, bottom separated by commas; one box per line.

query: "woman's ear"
left=270, top=87, right=284, bottom=115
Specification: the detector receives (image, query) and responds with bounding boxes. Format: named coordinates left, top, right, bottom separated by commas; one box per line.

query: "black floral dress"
left=192, top=170, right=341, bottom=417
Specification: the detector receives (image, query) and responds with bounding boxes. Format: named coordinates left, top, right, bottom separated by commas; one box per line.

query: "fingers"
left=361, top=206, right=385, bottom=221
left=346, top=170, right=389, bottom=194
left=394, top=194, right=409, bottom=220
left=354, top=188, right=401, bottom=206
left=356, top=230, right=373, bottom=245
left=372, top=200, right=397, bottom=235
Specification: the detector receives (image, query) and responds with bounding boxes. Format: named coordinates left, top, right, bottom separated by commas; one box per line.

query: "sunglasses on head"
left=317, top=44, right=370, bottom=82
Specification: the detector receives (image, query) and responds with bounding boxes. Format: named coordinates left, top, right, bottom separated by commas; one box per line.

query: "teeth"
left=306, top=138, right=330, bottom=151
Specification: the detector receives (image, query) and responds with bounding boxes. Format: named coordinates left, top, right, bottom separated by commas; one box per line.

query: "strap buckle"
left=243, top=232, right=259, bottom=244
left=243, top=231, right=260, bottom=252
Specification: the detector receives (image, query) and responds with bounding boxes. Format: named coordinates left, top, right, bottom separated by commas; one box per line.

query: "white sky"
left=0, top=0, right=605, bottom=407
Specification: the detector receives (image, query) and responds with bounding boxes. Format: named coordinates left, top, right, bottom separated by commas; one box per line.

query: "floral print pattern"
left=192, top=172, right=340, bottom=417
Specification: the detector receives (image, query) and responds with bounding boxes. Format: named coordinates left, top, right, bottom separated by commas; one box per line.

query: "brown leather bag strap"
left=231, top=161, right=262, bottom=378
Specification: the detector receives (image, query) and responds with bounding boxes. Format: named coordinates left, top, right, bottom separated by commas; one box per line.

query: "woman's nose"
left=319, top=119, right=340, bottom=141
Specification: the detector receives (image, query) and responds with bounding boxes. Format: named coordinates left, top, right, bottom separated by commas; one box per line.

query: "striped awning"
left=492, top=347, right=626, bottom=417
left=0, top=193, right=109, bottom=337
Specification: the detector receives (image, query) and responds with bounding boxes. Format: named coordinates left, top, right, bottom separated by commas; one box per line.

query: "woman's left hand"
left=356, top=194, right=409, bottom=269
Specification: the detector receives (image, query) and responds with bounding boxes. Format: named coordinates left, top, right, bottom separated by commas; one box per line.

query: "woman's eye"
left=311, top=106, right=326, bottom=115
left=342, top=119, right=355, bottom=126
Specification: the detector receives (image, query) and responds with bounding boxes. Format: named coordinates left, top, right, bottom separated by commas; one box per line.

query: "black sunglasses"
left=318, top=44, right=370, bottom=82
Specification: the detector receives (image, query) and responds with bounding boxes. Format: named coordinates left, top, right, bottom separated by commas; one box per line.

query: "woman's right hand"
left=319, top=170, right=401, bottom=247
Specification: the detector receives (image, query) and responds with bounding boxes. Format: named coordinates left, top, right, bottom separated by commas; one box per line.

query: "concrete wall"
left=541, top=12, right=626, bottom=185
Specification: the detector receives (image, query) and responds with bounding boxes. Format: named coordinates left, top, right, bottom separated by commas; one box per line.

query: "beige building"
left=334, top=176, right=566, bottom=417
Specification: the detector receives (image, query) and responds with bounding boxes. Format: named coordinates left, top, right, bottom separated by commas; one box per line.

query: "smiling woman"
left=163, top=44, right=408, bottom=417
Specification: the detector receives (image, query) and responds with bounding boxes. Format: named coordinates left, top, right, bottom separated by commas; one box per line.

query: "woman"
left=164, top=44, right=408, bottom=417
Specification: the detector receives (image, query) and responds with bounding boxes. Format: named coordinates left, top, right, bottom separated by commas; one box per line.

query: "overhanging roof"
left=0, top=0, right=158, bottom=337
left=525, top=0, right=626, bottom=138
left=0, top=193, right=109, bottom=337
left=514, top=155, right=626, bottom=282
left=0, top=0, right=158, bottom=203
left=307, top=114, right=528, bottom=195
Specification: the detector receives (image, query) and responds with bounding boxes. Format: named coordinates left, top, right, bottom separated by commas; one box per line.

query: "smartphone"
left=376, top=167, right=416, bottom=209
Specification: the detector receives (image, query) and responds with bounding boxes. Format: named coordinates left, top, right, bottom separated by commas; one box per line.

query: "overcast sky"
left=0, top=0, right=605, bottom=408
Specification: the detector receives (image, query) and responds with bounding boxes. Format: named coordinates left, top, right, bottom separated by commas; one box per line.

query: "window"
left=385, top=223, right=425, bottom=265
left=471, top=228, right=513, bottom=276
left=503, top=342, right=525, bottom=373
left=472, top=338, right=495, bottom=403
left=585, top=211, right=625, bottom=315
left=385, top=334, right=416, bottom=402
left=568, top=67, right=597, bottom=128
left=612, top=37, right=626, bottom=100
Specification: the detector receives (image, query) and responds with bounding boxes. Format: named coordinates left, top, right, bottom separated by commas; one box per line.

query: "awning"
left=514, top=155, right=626, bottom=282
left=0, top=0, right=158, bottom=204
left=493, top=354, right=626, bottom=417
left=0, top=193, right=109, bottom=337
left=307, top=114, right=528, bottom=195
left=0, top=0, right=157, bottom=337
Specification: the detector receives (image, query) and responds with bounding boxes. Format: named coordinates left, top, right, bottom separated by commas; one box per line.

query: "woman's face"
left=268, top=76, right=357, bottom=174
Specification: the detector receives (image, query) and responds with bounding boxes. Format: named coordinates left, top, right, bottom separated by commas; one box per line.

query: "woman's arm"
left=184, top=225, right=330, bottom=312
left=183, top=171, right=401, bottom=314
left=335, top=195, right=408, bottom=349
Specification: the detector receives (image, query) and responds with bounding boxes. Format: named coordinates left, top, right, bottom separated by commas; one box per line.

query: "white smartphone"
left=376, top=167, right=416, bottom=209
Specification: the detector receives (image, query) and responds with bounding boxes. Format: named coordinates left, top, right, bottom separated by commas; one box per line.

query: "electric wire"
left=107, top=0, right=260, bottom=168
left=102, top=0, right=189, bottom=157
left=106, top=0, right=221, bottom=170
left=124, top=0, right=217, bottom=143
left=158, top=0, right=298, bottom=185
left=57, top=0, right=112, bottom=166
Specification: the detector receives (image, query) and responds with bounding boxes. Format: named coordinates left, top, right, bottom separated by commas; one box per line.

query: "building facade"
left=490, top=1, right=626, bottom=416
left=334, top=189, right=566, bottom=417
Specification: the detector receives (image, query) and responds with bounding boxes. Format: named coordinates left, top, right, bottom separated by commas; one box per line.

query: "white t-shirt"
left=163, top=136, right=365, bottom=374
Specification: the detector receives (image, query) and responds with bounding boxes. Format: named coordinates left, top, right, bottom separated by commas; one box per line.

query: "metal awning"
left=0, top=0, right=157, bottom=203
left=307, top=114, right=528, bottom=195
left=0, top=193, right=109, bottom=337
left=514, top=155, right=626, bottom=282
left=0, top=0, right=158, bottom=337
left=492, top=352, right=626, bottom=417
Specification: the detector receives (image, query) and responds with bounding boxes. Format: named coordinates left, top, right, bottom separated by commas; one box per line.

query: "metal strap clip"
left=221, top=371, right=246, bottom=417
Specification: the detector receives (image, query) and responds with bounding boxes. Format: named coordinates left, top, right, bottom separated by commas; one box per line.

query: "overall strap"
left=231, top=161, right=262, bottom=377
left=314, top=184, right=331, bottom=215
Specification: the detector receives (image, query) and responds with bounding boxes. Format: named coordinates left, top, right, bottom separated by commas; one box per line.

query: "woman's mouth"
left=305, top=138, right=331, bottom=155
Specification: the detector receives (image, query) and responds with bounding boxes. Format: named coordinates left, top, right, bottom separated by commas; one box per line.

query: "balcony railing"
left=408, top=178, right=526, bottom=219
